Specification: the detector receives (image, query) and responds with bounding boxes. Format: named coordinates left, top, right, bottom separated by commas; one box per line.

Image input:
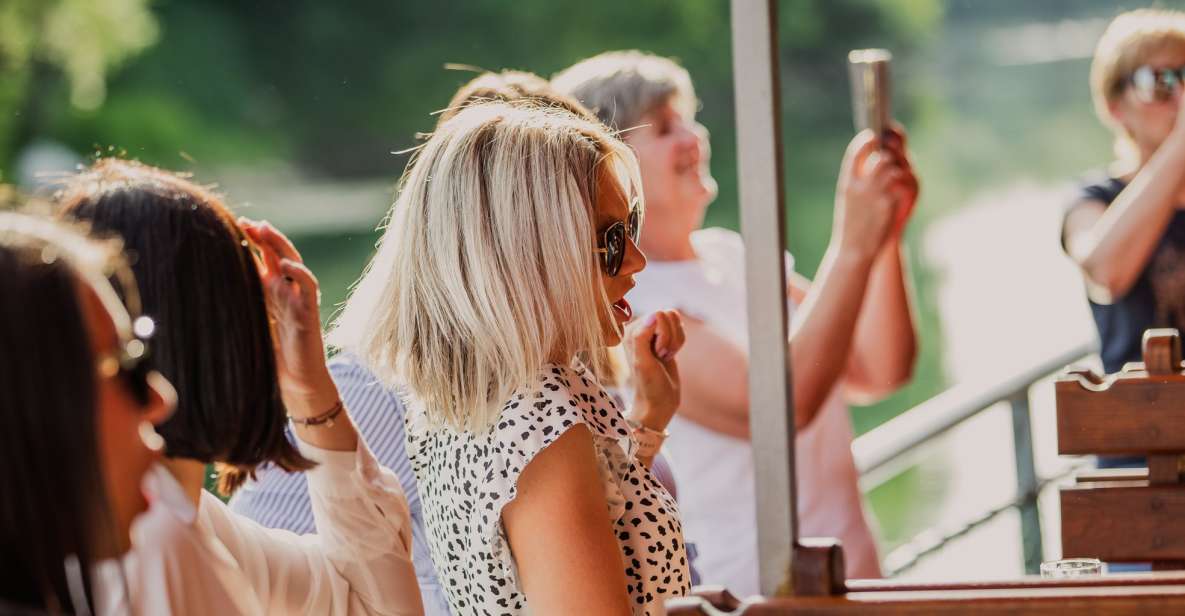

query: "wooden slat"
left=753, top=586, right=1185, bottom=615
left=1061, top=482, right=1185, bottom=561
left=730, top=0, right=798, bottom=596
left=1075, top=468, right=1148, bottom=484
left=846, top=571, right=1185, bottom=592
left=1142, top=328, right=1181, bottom=375
left=1057, top=330, right=1185, bottom=455
left=1147, top=454, right=1183, bottom=485
left=670, top=582, right=1185, bottom=615
left=1055, top=375, right=1185, bottom=455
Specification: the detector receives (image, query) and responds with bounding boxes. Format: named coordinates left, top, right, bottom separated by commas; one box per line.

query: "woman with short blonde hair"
left=340, top=101, right=689, bottom=614
left=1065, top=9, right=1185, bottom=378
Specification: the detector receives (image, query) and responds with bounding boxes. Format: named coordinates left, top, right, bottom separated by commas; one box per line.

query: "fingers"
left=279, top=258, right=321, bottom=307
left=628, top=313, right=658, bottom=364
left=627, top=310, right=684, bottom=363
left=840, top=130, right=880, bottom=179
left=246, top=226, right=284, bottom=280
left=240, top=218, right=303, bottom=264
left=650, top=310, right=684, bottom=362
left=872, top=166, right=907, bottom=195
left=652, top=312, right=670, bottom=359
left=666, top=311, right=686, bottom=357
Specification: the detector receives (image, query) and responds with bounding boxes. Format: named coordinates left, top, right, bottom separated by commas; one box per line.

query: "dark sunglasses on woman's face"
left=596, top=200, right=643, bottom=277
left=1130, top=65, right=1185, bottom=103
left=96, top=315, right=156, bottom=407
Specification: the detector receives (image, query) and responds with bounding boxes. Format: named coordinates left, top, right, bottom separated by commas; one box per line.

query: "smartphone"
left=848, top=49, right=892, bottom=138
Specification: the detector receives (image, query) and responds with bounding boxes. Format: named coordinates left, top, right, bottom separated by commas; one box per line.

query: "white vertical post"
left=730, top=0, right=798, bottom=596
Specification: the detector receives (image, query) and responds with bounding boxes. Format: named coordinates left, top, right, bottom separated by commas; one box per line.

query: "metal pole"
left=730, top=0, right=797, bottom=596
left=1009, top=389, right=1043, bottom=574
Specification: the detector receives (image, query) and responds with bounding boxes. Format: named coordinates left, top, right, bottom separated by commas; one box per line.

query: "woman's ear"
left=1108, top=96, right=1129, bottom=127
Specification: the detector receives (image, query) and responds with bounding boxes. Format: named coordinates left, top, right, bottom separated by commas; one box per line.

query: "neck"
left=161, top=457, right=206, bottom=509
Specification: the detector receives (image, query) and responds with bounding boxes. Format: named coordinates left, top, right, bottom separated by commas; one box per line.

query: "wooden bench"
left=1057, top=328, right=1185, bottom=569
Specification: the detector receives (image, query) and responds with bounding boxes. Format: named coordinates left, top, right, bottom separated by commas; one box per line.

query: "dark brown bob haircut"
left=58, top=159, right=313, bottom=495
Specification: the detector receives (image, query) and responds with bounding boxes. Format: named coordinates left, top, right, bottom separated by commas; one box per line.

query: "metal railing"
left=851, top=337, right=1099, bottom=575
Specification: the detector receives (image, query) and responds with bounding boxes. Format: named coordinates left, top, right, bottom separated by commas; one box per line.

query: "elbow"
left=1081, top=261, right=1134, bottom=302
left=846, top=364, right=914, bottom=405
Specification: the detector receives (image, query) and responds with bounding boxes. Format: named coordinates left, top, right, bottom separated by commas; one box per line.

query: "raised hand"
left=834, top=130, right=909, bottom=260
left=239, top=218, right=338, bottom=417
left=881, top=125, right=920, bottom=238
left=625, top=309, right=685, bottom=432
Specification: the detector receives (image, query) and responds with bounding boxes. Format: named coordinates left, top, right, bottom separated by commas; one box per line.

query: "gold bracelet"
left=627, top=419, right=669, bottom=459
left=289, top=399, right=344, bottom=428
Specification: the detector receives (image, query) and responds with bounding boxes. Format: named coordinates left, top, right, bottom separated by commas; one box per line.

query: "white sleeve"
left=197, top=440, right=424, bottom=616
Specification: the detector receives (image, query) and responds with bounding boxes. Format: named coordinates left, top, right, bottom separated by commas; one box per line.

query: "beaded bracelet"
left=289, top=399, right=344, bottom=428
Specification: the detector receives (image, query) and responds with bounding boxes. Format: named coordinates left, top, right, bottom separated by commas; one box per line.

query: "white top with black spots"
left=405, top=362, right=691, bottom=615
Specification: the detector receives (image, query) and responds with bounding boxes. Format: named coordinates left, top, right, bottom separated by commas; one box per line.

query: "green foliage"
left=0, top=0, right=156, bottom=173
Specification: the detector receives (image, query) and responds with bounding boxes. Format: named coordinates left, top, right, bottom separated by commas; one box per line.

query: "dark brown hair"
left=0, top=213, right=123, bottom=613
left=59, top=159, right=314, bottom=495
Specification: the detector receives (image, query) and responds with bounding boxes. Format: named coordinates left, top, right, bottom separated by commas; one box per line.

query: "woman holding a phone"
left=1064, top=9, right=1185, bottom=385
left=553, top=50, right=919, bottom=593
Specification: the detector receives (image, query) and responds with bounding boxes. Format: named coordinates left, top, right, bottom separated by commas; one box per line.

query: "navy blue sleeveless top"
left=1067, top=176, right=1185, bottom=374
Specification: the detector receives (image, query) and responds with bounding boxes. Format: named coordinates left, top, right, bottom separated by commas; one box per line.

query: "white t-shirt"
left=628, top=227, right=881, bottom=597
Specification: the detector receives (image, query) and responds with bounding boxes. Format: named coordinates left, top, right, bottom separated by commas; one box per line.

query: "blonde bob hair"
left=332, top=102, right=642, bottom=431
left=1091, top=9, right=1185, bottom=160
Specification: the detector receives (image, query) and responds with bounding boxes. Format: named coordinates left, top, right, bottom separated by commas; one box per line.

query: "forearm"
left=288, top=371, right=360, bottom=452
left=670, top=318, right=752, bottom=440
left=847, top=239, right=917, bottom=400
left=1080, top=135, right=1185, bottom=296
left=301, top=441, right=423, bottom=615
left=789, top=242, right=876, bottom=428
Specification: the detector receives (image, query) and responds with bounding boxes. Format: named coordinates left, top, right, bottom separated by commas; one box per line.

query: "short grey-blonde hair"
left=331, top=102, right=642, bottom=431
left=1090, top=9, right=1185, bottom=158
left=552, top=50, right=697, bottom=132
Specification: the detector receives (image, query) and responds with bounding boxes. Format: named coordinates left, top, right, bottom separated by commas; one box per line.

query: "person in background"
left=554, top=50, right=919, bottom=593
left=0, top=212, right=174, bottom=614
left=60, top=159, right=424, bottom=615
left=1062, top=9, right=1185, bottom=469
left=338, top=101, right=689, bottom=614
left=1064, top=11, right=1185, bottom=374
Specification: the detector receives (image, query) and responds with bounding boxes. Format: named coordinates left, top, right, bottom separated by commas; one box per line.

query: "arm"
left=1067, top=107, right=1185, bottom=300
left=197, top=443, right=424, bottom=616
left=796, top=128, right=920, bottom=404
left=843, top=240, right=917, bottom=403
left=231, top=219, right=423, bottom=614
left=790, top=243, right=917, bottom=405
left=673, top=247, right=881, bottom=438
left=625, top=310, right=686, bottom=466
left=674, top=132, right=912, bottom=437
left=502, top=426, right=633, bottom=615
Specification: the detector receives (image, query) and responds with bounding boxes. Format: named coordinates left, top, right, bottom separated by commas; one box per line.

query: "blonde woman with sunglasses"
left=1064, top=11, right=1185, bottom=444
left=338, top=101, right=688, bottom=614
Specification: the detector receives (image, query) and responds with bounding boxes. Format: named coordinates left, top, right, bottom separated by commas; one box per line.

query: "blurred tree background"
left=1, top=0, right=948, bottom=422
left=6, top=0, right=1182, bottom=570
